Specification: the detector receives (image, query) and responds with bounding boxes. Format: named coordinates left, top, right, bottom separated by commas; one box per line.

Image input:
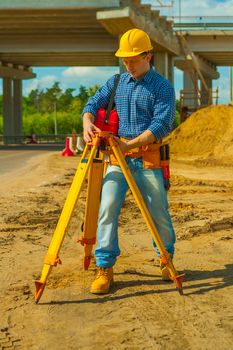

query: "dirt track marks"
left=0, top=327, right=21, bottom=349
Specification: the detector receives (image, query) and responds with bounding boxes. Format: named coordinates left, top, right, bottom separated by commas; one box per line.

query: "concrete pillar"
left=154, top=51, right=174, bottom=84
left=2, top=78, right=23, bottom=144
left=3, top=78, right=14, bottom=144
left=201, top=77, right=212, bottom=106
left=13, top=79, right=23, bottom=143
left=183, top=70, right=199, bottom=109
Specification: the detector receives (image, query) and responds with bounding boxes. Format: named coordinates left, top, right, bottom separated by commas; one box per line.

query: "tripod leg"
left=109, top=138, right=185, bottom=294
left=35, top=144, right=99, bottom=303
left=78, top=156, right=104, bottom=270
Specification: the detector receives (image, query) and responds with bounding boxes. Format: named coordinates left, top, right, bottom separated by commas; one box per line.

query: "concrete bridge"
left=0, top=0, right=232, bottom=142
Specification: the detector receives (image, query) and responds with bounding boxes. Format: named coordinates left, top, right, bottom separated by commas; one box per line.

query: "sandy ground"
left=0, top=151, right=233, bottom=350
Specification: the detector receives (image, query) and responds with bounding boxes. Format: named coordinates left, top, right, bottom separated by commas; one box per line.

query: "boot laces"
left=97, top=267, right=109, bottom=278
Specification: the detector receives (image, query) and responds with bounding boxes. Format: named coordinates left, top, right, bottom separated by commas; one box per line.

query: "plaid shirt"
left=82, top=67, right=175, bottom=140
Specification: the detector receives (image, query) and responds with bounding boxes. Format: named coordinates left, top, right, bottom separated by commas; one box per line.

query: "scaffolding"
left=180, top=87, right=219, bottom=113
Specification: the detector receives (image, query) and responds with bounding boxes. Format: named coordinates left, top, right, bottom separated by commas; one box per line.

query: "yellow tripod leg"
left=78, top=154, right=104, bottom=270
left=109, top=138, right=185, bottom=295
left=35, top=143, right=98, bottom=303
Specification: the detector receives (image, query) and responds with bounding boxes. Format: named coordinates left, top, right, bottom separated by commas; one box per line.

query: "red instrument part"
left=95, top=108, right=119, bottom=135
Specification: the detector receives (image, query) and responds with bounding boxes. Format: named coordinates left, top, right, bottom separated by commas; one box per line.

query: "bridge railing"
left=0, top=134, right=81, bottom=145
left=179, top=88, right=219, bottom=119
left=180, top=88, right=219, bottom=105
left=170, top=15, right=233, bottom=30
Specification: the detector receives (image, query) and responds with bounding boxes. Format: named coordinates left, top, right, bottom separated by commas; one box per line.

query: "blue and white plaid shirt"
left=82, top=67, right=175, bottom=140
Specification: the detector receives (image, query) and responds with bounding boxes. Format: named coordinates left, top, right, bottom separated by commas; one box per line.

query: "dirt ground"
left=0, top=147, right=232, bottom=350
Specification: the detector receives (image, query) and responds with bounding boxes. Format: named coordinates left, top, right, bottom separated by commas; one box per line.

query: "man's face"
left=123, top=53, right=152, bottom=79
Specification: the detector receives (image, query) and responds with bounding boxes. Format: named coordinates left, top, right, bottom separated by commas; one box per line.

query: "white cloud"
left=62, top=67, right=94, bottom=78
left=24, top=75, right=57, bottom=95
left=179, top=0, right=233, bottom=17
left=62, top=67, right=119, bottom=86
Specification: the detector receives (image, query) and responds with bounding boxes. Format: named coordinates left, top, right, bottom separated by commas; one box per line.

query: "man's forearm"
left=83, top=112, right=95, bottom=125
left=126, top=129, right=156, bottom=150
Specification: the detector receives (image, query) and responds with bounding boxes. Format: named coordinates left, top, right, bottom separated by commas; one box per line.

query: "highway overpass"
left=0, top=0, right=232, bottom=143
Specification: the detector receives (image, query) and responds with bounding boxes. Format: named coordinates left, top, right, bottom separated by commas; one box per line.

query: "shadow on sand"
left=37, top=263, right=233, bottom=306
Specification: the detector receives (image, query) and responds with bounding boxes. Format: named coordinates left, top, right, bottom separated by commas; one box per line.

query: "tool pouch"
left=109, top=143, right=161, bottom=169
left=142, top=144, right=161, bottom=169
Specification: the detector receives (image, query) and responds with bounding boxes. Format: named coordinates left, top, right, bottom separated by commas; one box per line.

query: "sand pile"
left=167, top=105, right=233, bottom=164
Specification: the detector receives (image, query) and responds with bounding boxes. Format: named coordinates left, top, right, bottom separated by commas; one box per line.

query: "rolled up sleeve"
left=148, top=81, right=176, bottom=139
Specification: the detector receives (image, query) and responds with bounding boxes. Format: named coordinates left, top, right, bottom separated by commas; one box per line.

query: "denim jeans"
left=95, top=156, right=176, bottom=268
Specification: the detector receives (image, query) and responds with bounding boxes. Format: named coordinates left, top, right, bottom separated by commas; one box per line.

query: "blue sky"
left=1, top=0, right=233, bottom=104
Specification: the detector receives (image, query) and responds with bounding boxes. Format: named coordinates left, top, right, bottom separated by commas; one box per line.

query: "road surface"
left=0, top=145, right=63, bottom=176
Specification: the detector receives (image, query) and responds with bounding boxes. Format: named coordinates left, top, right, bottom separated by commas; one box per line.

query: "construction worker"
left=82, top=28, right=176, bottom=294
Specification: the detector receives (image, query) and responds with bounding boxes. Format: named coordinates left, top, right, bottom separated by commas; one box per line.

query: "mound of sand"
left=167, top=105, right=233, bottom=164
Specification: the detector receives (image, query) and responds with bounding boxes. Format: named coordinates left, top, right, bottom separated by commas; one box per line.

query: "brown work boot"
left=90, top=267, right=113, bottom=294
left=159, top=259, right=171, bottom=281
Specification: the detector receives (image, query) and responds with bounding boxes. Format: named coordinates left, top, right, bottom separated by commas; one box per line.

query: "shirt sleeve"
left=148, top=80, right=176, bottom=139
left=81, top=74, right=117, bottom=120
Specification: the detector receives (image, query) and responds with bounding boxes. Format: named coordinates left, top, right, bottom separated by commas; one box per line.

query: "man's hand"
left=113, top=130, right=156, bottom=154
left=112, top=137, right=129, bottom=154
left=83, top=113, right=101, bottom=142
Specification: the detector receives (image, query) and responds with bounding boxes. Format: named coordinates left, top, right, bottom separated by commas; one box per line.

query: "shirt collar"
left=126, top=67, right=154, bottom=84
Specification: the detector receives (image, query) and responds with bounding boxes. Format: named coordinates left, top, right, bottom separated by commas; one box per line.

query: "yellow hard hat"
left=115, top=28, right=153, bottom=57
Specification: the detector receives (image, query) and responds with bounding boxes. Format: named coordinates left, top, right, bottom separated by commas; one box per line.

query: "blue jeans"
left=95, top=156, right=176, bottom=268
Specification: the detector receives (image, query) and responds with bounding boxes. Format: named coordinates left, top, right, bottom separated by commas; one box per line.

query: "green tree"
left=58, top=88, right=75, bottom=110
left=27, top=88, right=44, bottom=113
left=176, top=99, right=181, bottom=113
left=76, top=85, right=89, bottom=112
left=87, top=84, right=101, bottom=97
left=0, top=115, right=3, bottom=134
left=40, top=82, right=62, bottom=113
left=0, top=95, right=3, bottom=114
left=68, top=97, right=83, bottom=115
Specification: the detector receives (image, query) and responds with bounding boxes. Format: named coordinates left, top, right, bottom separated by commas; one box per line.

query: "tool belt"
left=109, top=138, right=162, bottom=169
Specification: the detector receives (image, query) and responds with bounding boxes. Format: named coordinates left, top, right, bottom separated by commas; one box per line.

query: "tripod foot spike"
left=35, top=280, right=45, bottom=304
left=171, top=273, right=185, bottom=295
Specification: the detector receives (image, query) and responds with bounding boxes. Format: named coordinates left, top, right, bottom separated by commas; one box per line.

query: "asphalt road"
left=0, top=144, right=63, bottom=176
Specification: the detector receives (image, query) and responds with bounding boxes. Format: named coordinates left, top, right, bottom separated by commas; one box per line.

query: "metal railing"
left=174, top=22, right=233, bottom=29
left=169, top=15, right=233, bottom=30
left=0, top=134, right=80, bottom=145
left=180, top=88, right=219, bottom=111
